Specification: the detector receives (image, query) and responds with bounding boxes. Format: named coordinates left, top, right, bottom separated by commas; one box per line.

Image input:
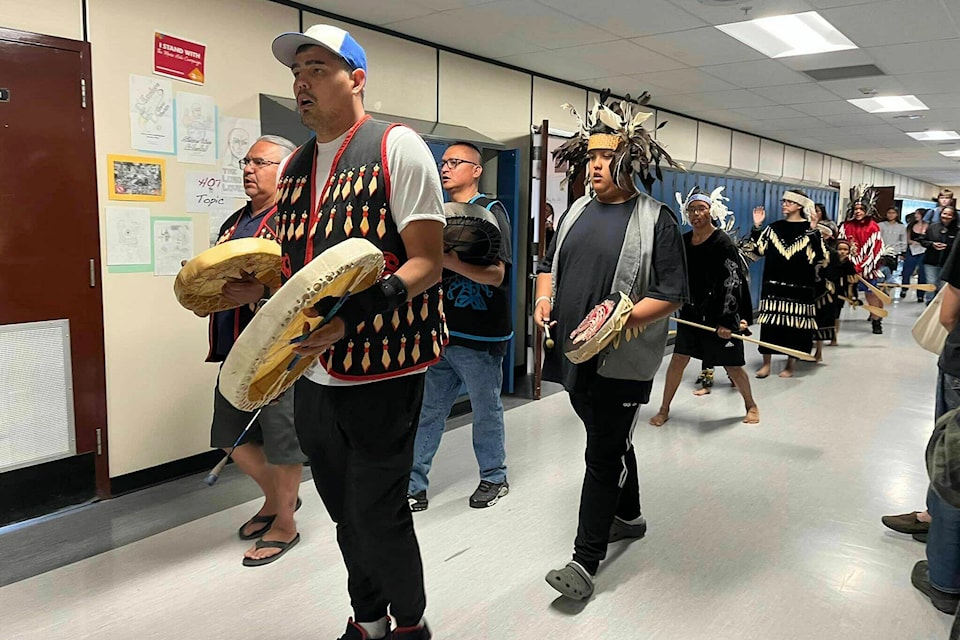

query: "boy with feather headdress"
left=533, top=90, right=688, bottom=601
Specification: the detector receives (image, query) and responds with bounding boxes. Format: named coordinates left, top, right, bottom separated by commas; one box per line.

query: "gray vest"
left=551, top=192, right=670, bottom=381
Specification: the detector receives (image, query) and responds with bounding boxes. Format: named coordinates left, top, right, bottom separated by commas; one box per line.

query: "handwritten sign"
left=185, top=171, right=230, bottom=212
left=154, top=32, right=206, bottom=85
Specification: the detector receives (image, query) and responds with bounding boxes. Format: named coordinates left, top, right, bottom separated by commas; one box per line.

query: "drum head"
left=175, top=238, right=282, bottom=315
left=564, top=292, right=635, bottom=364
left=443, top=202, right=502, bottom=265
left=219, top=238, right=384, bottom=411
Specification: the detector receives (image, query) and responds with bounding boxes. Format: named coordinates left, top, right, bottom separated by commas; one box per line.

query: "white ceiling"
left=299, top=0, right=960, bottom=185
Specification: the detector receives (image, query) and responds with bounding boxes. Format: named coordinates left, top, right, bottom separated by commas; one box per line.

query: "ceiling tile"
left=820, top=0, right=956, bottom=48
left=866, top=40, right=960, bottom=75
left=391, top=0, right=614, bottom=56
left=776, top=48, right=877, bottom=72
left=701, top=60, right=812, bottom=88
left=751, top=83, right=841, bottom=104
left=637, top=68, right=739, bottom=93
left=410, top=0, right=497, bottom=10
left=666, top=0, right=815, bottom=25
left=496, top=50, right=613, bottom=80
left=819, top=113, right=885, bottom=126
left=732, top=105, right=808, bottom=120
left=914, top=93, right=960, bottom=110
left=632, top=26, right=766, bottom=66
left=817, top=75, right=907, bottom=99
left=687, top=89, right=775, bottom=109
left=896, top=71, right=960, bottom=95
left=536, top=0, right=706, bottom=38
left=581, top=75, right=662, bottom=97
left=808, top=0, right=882, bottom=7
left=789, top=100, right=862, bottom=116
left=299, top=0, right=436, bottom=24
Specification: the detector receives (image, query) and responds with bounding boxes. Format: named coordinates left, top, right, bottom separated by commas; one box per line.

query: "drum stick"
left=838, top=296, right=889, bottom=318
left=670, top=317, right=816, bottom=362
left=878, top=282, right=936, bottom=292
left=204, top=408, right=262, bottom=486
left=857, top=275, right=893, bottom=305
left=668, top=330, right=677, bottom=336
left=543, top=324, right=555, bottom=350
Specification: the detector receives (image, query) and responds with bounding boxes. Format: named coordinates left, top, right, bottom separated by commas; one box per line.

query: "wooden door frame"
left=0, top=27, right=111, bottom=497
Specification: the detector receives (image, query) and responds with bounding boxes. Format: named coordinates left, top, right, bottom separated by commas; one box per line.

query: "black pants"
left=568, top=382, right=647, bottom=575
left=294, top=375, right=426, bottom=626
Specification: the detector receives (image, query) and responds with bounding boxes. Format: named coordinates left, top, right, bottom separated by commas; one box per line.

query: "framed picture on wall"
left=107, top=154, right=166, bottom=201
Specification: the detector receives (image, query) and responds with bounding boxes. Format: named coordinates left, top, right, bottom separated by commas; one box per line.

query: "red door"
left=0, top=28, right=109, bottom=506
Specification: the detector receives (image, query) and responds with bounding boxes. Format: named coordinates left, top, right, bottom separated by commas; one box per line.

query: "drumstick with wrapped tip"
left=878, top=282, right=936, bottom=292
left=838, top=296, right=888, bottom=318
left=670, top=317, right=816, bottom=362
left=205, top=408, right=262, bottom=486
left=856, top=275, right=893, bottom=305
left=543, top=323, right=555, bottom=350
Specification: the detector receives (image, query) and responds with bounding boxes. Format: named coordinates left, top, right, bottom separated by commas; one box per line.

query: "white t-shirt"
left=280, top=123, right=445, bottom=386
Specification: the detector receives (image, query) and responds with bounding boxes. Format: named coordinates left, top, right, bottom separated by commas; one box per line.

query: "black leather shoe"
left=912, top=561, right=960, bottom=614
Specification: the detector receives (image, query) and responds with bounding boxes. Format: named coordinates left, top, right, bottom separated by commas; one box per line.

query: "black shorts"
left=210, top=385, right=306, bottom=465
left=673, top=323, right=745, bottom=367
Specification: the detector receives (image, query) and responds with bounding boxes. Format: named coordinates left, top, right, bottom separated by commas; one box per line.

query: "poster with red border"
left=154, top=32, right=206, bottom=85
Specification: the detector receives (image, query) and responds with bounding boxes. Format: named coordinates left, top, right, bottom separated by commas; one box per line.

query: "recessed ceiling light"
left=907, top=131, right=960, bottom=141
left=715, top=11, right=858, bottom=58
left=940, top=150, right=960, bottom=158
left=848, top=95, right=929, bottom=113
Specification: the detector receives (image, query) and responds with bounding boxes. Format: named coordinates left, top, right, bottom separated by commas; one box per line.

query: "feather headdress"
left=845, top=183, right=880, bottom=220
left=552, top=89, right=684, bottom=193
left=676, top=186, right=735, bottom=233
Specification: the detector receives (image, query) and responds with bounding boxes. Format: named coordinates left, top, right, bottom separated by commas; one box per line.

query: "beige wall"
left=6, top=0, right=948, bottom=478
left=88, top=0, right=298, bottom=476
left=0, top=0, right=82, bottom=40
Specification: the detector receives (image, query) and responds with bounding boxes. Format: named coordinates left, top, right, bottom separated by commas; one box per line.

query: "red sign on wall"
left=154, top=32, right=206, bottom=85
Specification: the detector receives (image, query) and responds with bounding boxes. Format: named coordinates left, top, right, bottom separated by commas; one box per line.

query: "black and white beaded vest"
left=278, top=115, right=446, bottom=381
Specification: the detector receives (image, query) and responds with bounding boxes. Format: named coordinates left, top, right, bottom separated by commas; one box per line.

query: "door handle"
left=89, top=259, right=96, bottom=287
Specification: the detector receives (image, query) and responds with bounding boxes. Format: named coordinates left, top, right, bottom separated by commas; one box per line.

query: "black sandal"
left=242, top=533, right=301, bottom=567
left=237, top=497, right=302, bottom=540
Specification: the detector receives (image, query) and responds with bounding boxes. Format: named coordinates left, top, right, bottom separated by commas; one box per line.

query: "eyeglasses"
left=438, top=158, right=479, bottom=170
left=240, top=157, right=280, bottom=170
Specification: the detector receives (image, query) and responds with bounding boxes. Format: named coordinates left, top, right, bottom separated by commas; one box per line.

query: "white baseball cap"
left=272, top=24, right=367, bottom=72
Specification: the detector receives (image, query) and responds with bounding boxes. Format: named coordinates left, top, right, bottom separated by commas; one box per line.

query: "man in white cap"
left=272, top=24, right=444, bottom=640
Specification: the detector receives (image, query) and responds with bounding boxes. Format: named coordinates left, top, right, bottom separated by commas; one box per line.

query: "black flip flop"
left=242, top=533, right=300, bottom=567
left=237, top=497, right=303, bottom=540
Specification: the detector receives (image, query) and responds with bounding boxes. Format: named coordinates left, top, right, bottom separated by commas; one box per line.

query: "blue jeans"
left=902, top=252, right=927, bottom=297
left=408, top=345, right=507, bottom=495
left=926, top=264, right=944, bottom=303
left=928, top=371, right=960, bottom=592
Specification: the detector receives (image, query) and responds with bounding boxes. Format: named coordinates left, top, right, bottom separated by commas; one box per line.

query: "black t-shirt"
left=939, top=239, right=960, bottom=376
left=444, top=198, right=513, bottom=355
left=537, top=197, right=687, bottom=393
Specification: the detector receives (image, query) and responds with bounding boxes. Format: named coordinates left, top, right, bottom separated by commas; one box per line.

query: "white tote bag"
left=912, top=287, right=948, bottom=355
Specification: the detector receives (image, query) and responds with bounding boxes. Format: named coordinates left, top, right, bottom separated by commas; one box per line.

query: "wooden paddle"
left=878, top=282, right=937, bottom=292
left=857, top=274, right=893, bottom=305
left=670, top=317, right=816, bottom=362
left=838, top=296, right=889, bottom=318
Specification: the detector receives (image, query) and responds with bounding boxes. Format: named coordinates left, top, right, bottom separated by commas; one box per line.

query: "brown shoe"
left=882, top=511, right=930, bottom=535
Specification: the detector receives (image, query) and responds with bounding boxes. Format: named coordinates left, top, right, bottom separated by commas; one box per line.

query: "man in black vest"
left=272, top=24, right=444, bottom=640
left=407, top=142, right=512, bottom=512
left=205, top=135, right=307, bottom=567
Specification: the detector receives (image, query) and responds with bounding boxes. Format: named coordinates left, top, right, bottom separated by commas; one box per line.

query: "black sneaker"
left=407, top=491, right=428, bottom=512
left=872, top=319, right=883, bottom=334
left=469, top=480, right=508, bottom=508
left=338, top=618, right=388, bottom=640
left=912, top=561, right=960, bottom=614
left=390, top=621, right=432, bottom=639
left=900, top=290, right=908, bottom=298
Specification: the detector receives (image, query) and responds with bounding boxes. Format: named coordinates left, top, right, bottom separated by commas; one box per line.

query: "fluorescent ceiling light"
left=940, top=150, right=960, bottom=158
left=848, top=95, right=929, bottom=113
left=907, top=131, right=960, bottom=141
left=716, top=11, right=857, bottom=58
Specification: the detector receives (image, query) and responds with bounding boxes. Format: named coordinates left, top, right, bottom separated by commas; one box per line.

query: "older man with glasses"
left=202, top=134, right=309, bottom=567
left=407, top=141, right=513, bottom=513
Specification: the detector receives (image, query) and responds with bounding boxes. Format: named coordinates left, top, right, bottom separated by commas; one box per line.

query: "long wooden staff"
left=670, top=317, right=816, bottom=362
left=878, top=282, right=936, bottom=292
left=857, top=274, right=893, bottom=305
left=838, top=295, right=888, bottom=318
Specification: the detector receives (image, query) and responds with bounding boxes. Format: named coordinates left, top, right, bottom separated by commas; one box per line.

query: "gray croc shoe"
left=545, top=562, right=594, bottom=600
left=609, top=515, right=647, bottom=543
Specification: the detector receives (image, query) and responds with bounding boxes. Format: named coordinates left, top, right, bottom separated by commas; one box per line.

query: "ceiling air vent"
left=698, top=0, right=751, bottom=5
left=803, top=65, right=886, bottom=82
